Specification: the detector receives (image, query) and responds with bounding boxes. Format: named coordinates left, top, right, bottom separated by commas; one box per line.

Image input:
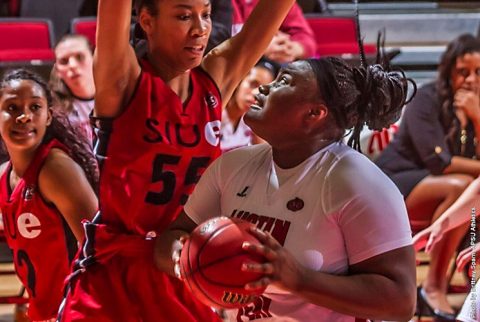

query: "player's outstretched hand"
left=241, top=227, right=306, bottom=292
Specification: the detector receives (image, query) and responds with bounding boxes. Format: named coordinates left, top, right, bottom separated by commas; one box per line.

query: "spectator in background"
left=232, top=0, right=316, bottom=63
left=50, top=34, right=95, bottom=145
left=221, top=58, right=279, bottom=152
left=375, top=33, right=480, bottom=320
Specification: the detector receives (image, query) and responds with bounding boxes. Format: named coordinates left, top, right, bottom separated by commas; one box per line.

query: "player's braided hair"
left=437, top=33, right=480, bottom=155
left=306, top=0, right=416, bottom=152
left=0, top=69, right=99, bottom=191
left=306, top=57, right=415, bottom=152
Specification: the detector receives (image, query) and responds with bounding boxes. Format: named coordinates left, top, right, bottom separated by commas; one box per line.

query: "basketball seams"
left=184, top=226, right=234, bottom=308
left=180, top=217, right=266, bottom=309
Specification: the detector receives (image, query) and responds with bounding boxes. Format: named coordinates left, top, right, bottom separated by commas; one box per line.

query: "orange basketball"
left=180, top=216, right=266, bottom=309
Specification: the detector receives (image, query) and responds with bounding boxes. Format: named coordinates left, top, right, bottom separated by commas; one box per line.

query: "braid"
left=307, top=56, right=416, bottom=152
left=353, top=0, right=366, bottom=68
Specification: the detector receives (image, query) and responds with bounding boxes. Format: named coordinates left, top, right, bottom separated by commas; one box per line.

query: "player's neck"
left=167, top=73, right=191, bottom=104
left=272, top=139, right=336, bottom=169
left=225, top=104, right=243, bottom=129
left=9, top=147, right=37, bottom=178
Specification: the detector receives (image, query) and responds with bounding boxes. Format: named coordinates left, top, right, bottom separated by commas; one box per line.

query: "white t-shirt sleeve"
left=323, top=152, right=413, bottom=265
left=183, top=157, right=223, bottom=224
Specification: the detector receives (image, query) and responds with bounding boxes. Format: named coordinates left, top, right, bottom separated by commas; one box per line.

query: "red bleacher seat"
left=305, top=15, right=376, bottom=57
left=0, top=18, right=55, bottom=63
left=71, top=16, right=97, bottom=48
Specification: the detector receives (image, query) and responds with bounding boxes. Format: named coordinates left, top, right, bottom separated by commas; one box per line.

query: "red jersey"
left=61, top=61, right=223, bottom=322
left=0, top=140, right=76, bottom=321
left=94, top=60, right=222, bottom=236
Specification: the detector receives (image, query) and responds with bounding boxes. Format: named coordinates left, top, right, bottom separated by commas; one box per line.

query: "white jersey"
left=184, top=142, right=412, bottom=322
left=70, top=98, right=94, bottom=145
left=220, top=112, right=254, bottom=153
left=458, top=281, right=479, bottom=322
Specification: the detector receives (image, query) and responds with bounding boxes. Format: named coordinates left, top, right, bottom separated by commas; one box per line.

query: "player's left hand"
left=241, top=227, right=306, bottom=292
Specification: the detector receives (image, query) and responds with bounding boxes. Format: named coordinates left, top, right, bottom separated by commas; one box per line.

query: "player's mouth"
left=251, top=93, right=265, bottom=111
left=185, top=46, right=205, bottom=56
left=11, top=127, right=36, bottom=138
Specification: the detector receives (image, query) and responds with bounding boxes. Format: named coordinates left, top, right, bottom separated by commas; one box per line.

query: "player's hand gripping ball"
left=180, top=216, right=266, bottom=309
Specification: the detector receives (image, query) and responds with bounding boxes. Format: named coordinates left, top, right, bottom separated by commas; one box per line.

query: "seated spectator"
left=50, top=34, right=95, bottom=145
left=221, top=58, right=279, bottom=152
left=375, top=33, right=480, bottom=320
left=232, top=0, right=316, bottom=63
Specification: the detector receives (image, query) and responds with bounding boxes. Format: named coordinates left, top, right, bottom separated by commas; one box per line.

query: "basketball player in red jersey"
left=59, top=0, right=297, bottom=321
left=0, top=69, right=98, bottom=322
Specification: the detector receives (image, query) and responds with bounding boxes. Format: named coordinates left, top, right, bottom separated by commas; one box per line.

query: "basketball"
left=180, top=216, right=266, bottom=309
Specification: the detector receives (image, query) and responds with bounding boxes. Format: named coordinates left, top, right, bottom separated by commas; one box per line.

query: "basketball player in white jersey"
left=156, top=57, right=417, bottom=321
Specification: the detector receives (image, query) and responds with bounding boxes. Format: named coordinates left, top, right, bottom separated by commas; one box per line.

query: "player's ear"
left=138, top=8, right=154, bottom=36
left=306, top=103, right=328, bottom=121
left=46, top=108, right=53, bottom=126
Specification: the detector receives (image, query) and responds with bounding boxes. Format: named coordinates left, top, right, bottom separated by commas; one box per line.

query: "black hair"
left=437, top=33, right=480, bottom=154
left=134, top=0, right=159, bottom=16
left=255, top=57, right=280, bottom=79
left=133, top=0, right=159, bottom=41
left=0, top=69, right=99, bottom=190
left=306, top=57, right=415, bottom=151
left=304, top=0, right=416, bottom=152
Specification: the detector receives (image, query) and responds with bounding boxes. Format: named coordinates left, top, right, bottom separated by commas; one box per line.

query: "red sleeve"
left=279, top=4, right=317, bottom=58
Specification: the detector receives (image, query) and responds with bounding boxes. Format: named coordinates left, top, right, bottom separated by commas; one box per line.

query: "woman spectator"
left=376, top=33, right=480, bottom=320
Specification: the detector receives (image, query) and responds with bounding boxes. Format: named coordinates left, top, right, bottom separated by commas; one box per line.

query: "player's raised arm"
left=202, top=0, right=295, bottom=103
left=94, top=0, right=141, bottom=117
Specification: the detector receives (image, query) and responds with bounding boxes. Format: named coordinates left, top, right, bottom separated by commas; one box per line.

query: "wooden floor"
left=0, top=262, right=23, bottom=322
left=0, top=253, right=474, bottom=322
